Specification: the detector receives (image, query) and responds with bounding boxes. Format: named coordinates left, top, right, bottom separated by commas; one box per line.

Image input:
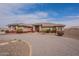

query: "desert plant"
left=16, top=28, right=23, bottom=33
left=42, top=29, right=51, bottom=33
left=5, top=30, right=9, bottom=33
left=56, top=31, right=64, bottom=36
left=1, top=30, right=4, bottom=32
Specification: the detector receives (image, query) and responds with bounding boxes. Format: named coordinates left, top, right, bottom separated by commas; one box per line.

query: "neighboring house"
left=7, top=23, right=65, bottom=33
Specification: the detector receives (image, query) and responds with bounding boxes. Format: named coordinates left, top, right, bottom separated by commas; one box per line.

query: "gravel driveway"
left=0, top=33, right=79, bottom=56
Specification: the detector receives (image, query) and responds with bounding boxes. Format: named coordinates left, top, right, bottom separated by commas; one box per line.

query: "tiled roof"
left=7, top=23, right=33, bottom=27
left=33, top=23, right=65, bottom=27
left=7, top=22, right=65, bottom=27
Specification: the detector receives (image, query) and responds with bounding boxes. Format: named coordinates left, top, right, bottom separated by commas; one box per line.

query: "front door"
left=35, top=25, right=39, bottom=32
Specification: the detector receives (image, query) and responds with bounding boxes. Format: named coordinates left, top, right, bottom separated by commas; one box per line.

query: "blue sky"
left=0, top=3, right=79, bottom=28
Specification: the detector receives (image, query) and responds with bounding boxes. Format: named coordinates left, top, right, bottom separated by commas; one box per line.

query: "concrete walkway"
left=0, top=33, right=79, bottom=56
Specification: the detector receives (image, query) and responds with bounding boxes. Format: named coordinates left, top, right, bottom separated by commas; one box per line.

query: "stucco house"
left=32, top=23, right=65, bottom=33
left=7, top=23, right=33, bottom=33
left=7, top=23, right=65, bottom=33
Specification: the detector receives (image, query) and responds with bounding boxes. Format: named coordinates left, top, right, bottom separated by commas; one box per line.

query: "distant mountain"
left=66, top=26, right=79, bottom=29
left=71, top=26, right=79, bottom=29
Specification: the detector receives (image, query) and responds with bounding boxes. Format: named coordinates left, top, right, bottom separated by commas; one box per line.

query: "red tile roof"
left=7, top=23, right=65, bottom=27
left=33, top=23, right=65, bottom=27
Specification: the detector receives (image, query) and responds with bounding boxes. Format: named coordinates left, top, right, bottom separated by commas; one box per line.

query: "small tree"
left=16, top=26, right=23, bottom=33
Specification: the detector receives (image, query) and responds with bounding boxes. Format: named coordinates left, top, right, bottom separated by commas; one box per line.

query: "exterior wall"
left=32, top=25, right=41, bottom=32
left=39, top=26, right=42, bottom=32
left=41, top=27, right=50, bottom=31
left=41, top=27, right=55, bottom=30
left=33, top=26, right=35, bottom=32
left=22, top=27, right=32, bottom=32
left=56, top=26, right=64, bottom=31
left=41, top=27, right=56, bottom=33
left=7, top=24, right=64, bottom=33
left=8, top=26, right=33, bottom=33
left=40, top=26, right=64, bottom=33
left=9, top=26, right=16, bottom=31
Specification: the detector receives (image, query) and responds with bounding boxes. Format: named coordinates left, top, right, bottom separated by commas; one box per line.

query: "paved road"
left=0, top=33, right=79, bottom=56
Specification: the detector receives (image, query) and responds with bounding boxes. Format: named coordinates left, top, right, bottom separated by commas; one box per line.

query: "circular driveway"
left=0, top=33, right=79, bottom=56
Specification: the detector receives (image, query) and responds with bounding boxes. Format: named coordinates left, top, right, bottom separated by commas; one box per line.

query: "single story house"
left=7, top=23, right=65, bottom=33
left=7, top=23, right=33, bottom=33
left=32, top=23, right=65, bottom=33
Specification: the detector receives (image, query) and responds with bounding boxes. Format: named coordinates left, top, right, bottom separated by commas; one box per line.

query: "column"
left=39, top=26, right=42, bottom=32
left=33, top=26, right=35, bottom=32
left=56, top=27, right=58, bottom=31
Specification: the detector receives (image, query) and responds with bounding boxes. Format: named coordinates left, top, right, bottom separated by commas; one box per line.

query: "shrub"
left=42, top=29, right=51, bottom=33
left=16, top=29, right=23, bottom=33
left=56, top=31, right=64, bottom=36
left=5, top=30, right=9, bottom=33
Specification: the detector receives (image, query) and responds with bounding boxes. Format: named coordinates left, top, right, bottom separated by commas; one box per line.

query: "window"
left=56, top=27, right=62, bottom=31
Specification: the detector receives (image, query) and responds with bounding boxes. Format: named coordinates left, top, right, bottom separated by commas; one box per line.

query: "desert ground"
left=64, top=28, right=79, bottom=40
left=0, top=33, right=79, bottom=56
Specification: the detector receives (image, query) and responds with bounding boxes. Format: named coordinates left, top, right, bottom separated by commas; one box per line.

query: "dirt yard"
left=64, top=28, right=79, bottom=40
left=0, top=33, right=79, bottom=56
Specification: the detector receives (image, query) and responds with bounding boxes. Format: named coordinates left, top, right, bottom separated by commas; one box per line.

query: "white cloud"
left=0, top=11, right=52, bottom=27
left=35, top=12, right=48, bottom=18
left=0, top=4, right=35, bottom=17
left=0, top=4, right=79, bottom=28
left=22, top=12, right=48, bottom=19
left=0, top=4, right=50, bottom=27
left=64, top=19, right=79, bottom=28
left=0, top=4, right=22, bottom=17
left=57, top=16, right=79, bottom=28
left=0, top=4, right=63, bottom=27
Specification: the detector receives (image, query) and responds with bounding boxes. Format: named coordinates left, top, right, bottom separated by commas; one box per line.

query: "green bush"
left=42, top=29, right=50, bottom=33
left=16, top=29, right=23, bottom=33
